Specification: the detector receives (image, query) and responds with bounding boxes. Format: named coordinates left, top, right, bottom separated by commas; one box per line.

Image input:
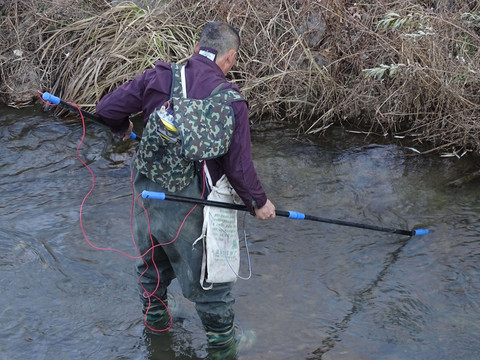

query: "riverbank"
left=1, top=0, right=480, bottom=155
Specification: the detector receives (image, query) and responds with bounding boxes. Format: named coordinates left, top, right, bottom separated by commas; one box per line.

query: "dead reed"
left=330, top=0, right=480, bottom=156
left=1, top=0, right=480, bottom=156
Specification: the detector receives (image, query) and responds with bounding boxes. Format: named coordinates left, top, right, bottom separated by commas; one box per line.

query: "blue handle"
left=142, top=191, right=166, bottom=200
left=288, top=211, right=306, bottom=220
left=412, top=229, right=429, bottom=236
left=42, top=92, right=61, bottom=105
left=43, top=91, right=138, bottom=140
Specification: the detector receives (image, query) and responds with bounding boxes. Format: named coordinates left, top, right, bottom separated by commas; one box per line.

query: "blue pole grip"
left=142, top=191, right=166, bottom=200
left=130, top=132, right=137, bottom=139
left=288, top=211, right=306, bottom=220
left=412, top=229, right=429, bottom=236
left=42, top=92, right=61, bottom=105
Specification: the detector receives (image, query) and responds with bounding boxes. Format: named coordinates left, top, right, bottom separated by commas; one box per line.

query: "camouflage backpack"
left=134, top=63, right=245, bottom=192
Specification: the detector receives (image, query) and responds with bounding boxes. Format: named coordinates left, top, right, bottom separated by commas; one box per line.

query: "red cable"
left=39, top=93, right=206, bottom=332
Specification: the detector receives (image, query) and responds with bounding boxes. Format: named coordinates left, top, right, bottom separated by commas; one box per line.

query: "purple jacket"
left=96, top=53, right=267, bottom=212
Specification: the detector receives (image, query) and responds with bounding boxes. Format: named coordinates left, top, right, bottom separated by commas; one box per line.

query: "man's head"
left=198, top=21, right=240, bottom=57
left=195, top=22, right=240, bottom=75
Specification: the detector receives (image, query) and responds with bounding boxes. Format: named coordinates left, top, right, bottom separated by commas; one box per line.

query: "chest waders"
left=133, top=63, right=249, bottom=351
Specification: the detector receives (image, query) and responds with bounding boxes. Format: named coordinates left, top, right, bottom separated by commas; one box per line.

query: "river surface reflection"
left=1, top=105, right=479, bottom=359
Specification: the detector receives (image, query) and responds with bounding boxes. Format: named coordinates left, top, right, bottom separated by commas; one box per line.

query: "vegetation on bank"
left=1, top=0, right=480, bottom=156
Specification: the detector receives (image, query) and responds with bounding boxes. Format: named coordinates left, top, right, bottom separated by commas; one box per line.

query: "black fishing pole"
left=40, top=91, right=140, bottom=140
left=141, top=191, right=429, bottom=236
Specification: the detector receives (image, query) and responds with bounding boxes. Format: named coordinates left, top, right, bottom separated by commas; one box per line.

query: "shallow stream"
left=1, top=105, right=479, bottom=359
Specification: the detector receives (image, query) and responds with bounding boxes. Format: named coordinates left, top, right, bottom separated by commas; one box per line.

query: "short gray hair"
left=198, top=22, right=240, bottom=57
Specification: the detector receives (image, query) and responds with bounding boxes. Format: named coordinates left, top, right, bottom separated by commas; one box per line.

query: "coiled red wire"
left=39, top=93, right=205, bottom=332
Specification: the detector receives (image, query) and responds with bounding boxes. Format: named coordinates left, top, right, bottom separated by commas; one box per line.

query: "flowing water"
left=1, top=105, right=479, bottom=360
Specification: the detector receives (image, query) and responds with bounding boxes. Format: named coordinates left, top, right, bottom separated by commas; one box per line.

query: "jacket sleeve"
left=96, top=71, right=149, bottom=135
left=219, top=100, right=267, bottom=213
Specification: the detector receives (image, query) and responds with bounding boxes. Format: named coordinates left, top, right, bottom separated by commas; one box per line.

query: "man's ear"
left=226, top=49, right=236, bottom=67
left=216, top=49, right=237, bottom=75
left=194, top=42, right=200, bottom=53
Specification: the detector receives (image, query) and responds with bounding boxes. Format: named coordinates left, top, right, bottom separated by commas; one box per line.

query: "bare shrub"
left=321, top=0, right=480, bottom=154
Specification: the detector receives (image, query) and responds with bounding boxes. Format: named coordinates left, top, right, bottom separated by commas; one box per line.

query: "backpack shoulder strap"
left=210, top=85, right=246, bottom=105
left=181, top=65, right=187, bottom=98
left=171, top=63, right=245, bottom=104
left=210, top=83, right=225, bottom=96
left=169, top=63, right=184, bottom=98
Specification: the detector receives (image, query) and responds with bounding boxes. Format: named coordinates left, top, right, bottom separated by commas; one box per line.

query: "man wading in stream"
left=96, top=21, right=275, bottom=357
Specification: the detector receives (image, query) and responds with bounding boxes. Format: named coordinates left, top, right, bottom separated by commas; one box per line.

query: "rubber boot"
left=142, top=300, right=171, bottom=330
left=206, top=324, right=256, bottom=359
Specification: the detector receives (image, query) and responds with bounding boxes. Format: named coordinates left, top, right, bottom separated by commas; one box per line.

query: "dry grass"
left=38, top=2, right=197, bottom=108
left=329, top=0, right=480, bottom=155
left=1, top=0, right=480, bottom=155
